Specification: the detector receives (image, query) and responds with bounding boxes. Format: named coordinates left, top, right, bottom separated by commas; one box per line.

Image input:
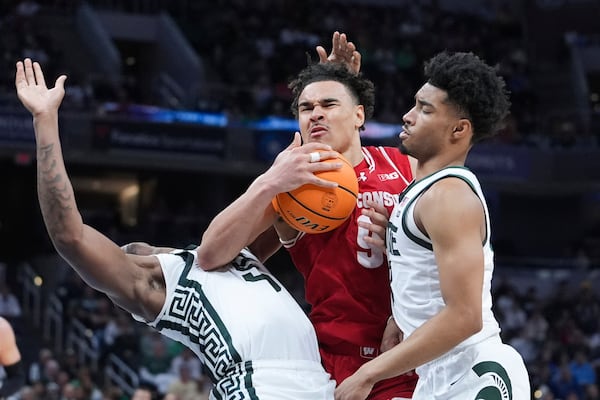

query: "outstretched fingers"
left=54, top=74, right=67, bottom=91
left=33, top=60, right=47, bottom=88
left=316, top=45, right=328, bottom=63
left=317, top=31, right=362, bottom=74
left=24, top=58, right=37, bottom=86
left=15, top=61, right=25, bottom=88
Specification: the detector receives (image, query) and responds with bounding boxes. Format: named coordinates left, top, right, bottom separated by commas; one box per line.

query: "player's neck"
left=414, top=155, right=467, bottom=180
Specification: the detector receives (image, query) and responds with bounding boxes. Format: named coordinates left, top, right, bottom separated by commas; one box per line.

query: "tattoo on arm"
left=37, top=143, right=75, bottom=236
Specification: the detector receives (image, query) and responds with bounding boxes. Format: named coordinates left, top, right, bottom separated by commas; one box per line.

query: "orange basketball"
left=272, top=154, right=358, bottom=233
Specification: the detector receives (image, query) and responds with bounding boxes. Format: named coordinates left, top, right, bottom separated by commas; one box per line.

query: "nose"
left=403, top=107, right=416, bottom=125
left=309, top=106, right=325, bottom=121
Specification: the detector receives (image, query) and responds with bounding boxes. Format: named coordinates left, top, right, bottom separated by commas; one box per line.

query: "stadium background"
left=0, top=0, right=599, bottom=399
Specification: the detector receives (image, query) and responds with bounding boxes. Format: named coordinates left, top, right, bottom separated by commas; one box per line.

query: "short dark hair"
left=136, top=381, right=159, bottom=400
left=288, top=62, right=375, bottom=131
left=424, top=52, right=511, bottom=142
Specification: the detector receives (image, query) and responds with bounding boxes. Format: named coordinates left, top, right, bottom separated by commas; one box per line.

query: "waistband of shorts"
left=321, top=342, right=381, bottom=359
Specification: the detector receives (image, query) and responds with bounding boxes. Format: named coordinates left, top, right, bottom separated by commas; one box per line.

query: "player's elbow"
left=461, top=308, right=483, bottom=337
left=196, top=245, right=226, bottom=271
left=45, top=210, right=84, bottom=242
left=448, top=302, right=482, bottom=339
left=51, top=230, right=84, bottom=255
left=47, top=218, right=85, bottom=251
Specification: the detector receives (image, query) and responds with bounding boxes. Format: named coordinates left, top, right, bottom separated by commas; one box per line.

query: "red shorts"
left=321, top=349, right=418, bottom=400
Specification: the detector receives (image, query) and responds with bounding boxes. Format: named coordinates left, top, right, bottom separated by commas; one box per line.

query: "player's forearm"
left=361, top=306, right=481, bottom=384
left=198, top=174, right=279, bottom=269
left=34, top=113, right=83, bottom=251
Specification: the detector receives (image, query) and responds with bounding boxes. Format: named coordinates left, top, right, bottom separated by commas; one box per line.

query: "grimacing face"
left=297, top=80, right=364, bottom=155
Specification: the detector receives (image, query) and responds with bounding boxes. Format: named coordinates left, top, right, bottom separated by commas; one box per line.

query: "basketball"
left=272, top=154, right=358, bottom=233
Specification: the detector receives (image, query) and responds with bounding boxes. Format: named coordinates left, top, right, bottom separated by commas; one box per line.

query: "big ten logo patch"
left=378, top=171, right=399, bottom=181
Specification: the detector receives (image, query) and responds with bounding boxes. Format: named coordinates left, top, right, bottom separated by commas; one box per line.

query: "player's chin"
left=305, top=136, right=327, bottom=145
left=398, top=141, right=410, bottom=155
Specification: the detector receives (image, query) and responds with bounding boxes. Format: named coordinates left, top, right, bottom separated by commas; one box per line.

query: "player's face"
left=297, top=80, right=364, bottom=154
left=400, top=83, right=461, bottom=160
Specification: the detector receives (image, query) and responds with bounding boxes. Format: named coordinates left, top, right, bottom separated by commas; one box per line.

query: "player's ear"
left=451, top=119, right=471, bottom=140
left=354, top=105, right=365, bottom=130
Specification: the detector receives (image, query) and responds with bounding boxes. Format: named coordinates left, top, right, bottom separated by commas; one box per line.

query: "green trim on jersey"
left=155, top=250, right=259, bottom=400
left=401, top=171, right=488, bottom=250
left=401, top=189, right=433, bottom=251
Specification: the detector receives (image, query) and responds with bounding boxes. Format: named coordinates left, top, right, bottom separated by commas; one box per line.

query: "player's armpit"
left=122, top=242, right=176, bottom=255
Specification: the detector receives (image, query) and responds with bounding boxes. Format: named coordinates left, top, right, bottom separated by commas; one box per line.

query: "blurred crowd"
left=1, top=0, right=595, bottom=148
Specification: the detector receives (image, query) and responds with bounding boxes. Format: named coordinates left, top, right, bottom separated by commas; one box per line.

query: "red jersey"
left=285, top=146, right=412, bottom=353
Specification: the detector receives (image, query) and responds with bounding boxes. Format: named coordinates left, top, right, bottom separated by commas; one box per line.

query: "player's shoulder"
left=423, top=174, right=481, bottom=209
left=0, top=316, right=15, bottom=336
left=362, top=145, right=407, bottom=161
left=361, top=146, right=412, bottom=179
left=427, top=167, right=480, bottom=191
left=362, top=145, right=400, bottom=153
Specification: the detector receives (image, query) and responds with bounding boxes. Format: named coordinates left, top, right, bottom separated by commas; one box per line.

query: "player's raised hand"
left=15, top=58, right=67, bottom=117
left=317, top=31, right=362, bottom=74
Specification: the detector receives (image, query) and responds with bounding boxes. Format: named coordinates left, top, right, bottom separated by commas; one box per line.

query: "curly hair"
left=288, top=62, right=375, bottom=131
left=424, top=52, right=511, bottom=142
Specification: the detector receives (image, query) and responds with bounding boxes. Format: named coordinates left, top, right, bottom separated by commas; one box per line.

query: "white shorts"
left=413, top=336, right=530, bottom=400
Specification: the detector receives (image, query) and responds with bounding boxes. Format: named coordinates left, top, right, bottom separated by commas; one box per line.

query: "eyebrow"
left=298, top=98, right=339, bottom=108
left=415, top=96, right=434, bottom=109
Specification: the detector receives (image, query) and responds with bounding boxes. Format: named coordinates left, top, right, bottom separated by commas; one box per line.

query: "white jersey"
left=133, top=247, right=335, bottom=399
left=387, top=167, right=500, bottom=348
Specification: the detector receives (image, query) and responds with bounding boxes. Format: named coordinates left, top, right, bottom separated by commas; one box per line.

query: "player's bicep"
left=59, top=224, right=159, bottom=316
left=419, top=182, right=485, bottom=312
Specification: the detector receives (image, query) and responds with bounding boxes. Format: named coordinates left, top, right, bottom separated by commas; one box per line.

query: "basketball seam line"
left=285, top=191, right=351, bottom=221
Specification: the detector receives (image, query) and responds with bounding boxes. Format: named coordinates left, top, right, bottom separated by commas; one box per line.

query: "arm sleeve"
left=0, top=360, right=25, bottom=397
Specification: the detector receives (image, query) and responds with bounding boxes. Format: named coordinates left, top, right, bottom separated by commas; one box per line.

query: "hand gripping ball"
left=272, top=154, right=358, bottom=233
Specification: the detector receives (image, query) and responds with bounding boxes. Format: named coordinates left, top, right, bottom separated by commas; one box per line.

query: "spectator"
left=165, top=364, right=208, bottom=400
left=569, top=348, right=597, bottom=391
left=101, top=309, right=138, bottom=365
left=27, top=348, right=53, bottom=384
left=550, top=363, right=583, bottom=399
left=138, top=331, right=178, bottom=395
left=0, top=283, right=21, bottom=318
left=132, top=381, right=159, bottom=400
left=168, top=348, right=202, bottom=382
left=523, top=307, right=550, bottom=345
